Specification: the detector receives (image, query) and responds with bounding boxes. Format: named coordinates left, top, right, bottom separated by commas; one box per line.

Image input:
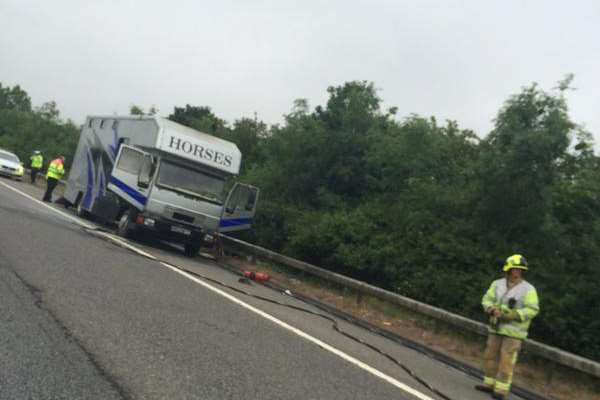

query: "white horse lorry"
left=63, top=115, right=259, bottom=256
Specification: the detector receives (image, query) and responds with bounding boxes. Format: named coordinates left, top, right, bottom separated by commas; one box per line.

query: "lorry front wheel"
left=184, top=242, right=201, bottom=258
left=117, top=209, right=135, bottom=238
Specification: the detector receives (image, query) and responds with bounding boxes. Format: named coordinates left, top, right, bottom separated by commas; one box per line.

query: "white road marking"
left=0, top=180, right=435, bottom=400
left=160, top=262, right=436, bottom=400
left=0, top=181, right=96, bottom=229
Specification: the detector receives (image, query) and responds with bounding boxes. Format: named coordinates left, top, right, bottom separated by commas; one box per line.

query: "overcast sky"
left=1, top=0, right=599, bottom=141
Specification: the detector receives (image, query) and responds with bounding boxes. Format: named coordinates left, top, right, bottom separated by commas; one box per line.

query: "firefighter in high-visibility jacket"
left=29, top=150, right=44, bottom=184
left=43, top=156, right=65, bottom=202
left=475, top=254, right=539, bottom=400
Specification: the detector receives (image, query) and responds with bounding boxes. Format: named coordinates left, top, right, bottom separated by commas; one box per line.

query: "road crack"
left=9, top=268, right=134, bottom=400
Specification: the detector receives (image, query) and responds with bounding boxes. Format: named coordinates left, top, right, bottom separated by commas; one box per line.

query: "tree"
left=475, top=83, right=574, bottom=245
left=287, top=98, right=310, bottom=121
left=130, top=104, right=145, bottom=115
left=317, top=81, right=381, bottom=132
left=0, top=83, right=32, bottom=112
left=168, top=105, right=227, bottom=135
left=229, top=116, right=267, bottom=170
left=314, top=81, right=387, bottom=198
left=0, top=82, right=79, bottom=168
left=247, top=107, right=327, bottom=205
left=36, top=101, right=60, bottom=121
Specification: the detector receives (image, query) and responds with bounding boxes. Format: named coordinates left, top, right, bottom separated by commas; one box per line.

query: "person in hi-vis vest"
left=29, top=150, right=44, bottom=184
left=42, top=156, right=65, bottom=202
left=475, top=254, right=539, bottom=400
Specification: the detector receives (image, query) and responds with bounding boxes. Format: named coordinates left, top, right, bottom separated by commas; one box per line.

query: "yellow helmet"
left=503, top=254, right=528, bottom=272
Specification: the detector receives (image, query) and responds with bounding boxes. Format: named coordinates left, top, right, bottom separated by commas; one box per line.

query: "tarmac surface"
left=0, top=178, right=523, bottom=400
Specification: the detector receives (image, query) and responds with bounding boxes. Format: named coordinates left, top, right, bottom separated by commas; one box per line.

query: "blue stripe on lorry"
left=219, top=218, right=252, bottom=227
left=109, top=176, right=147, bottom=205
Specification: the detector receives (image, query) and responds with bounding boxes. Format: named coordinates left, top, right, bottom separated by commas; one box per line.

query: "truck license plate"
left=171, top=225, right=191, bottom=235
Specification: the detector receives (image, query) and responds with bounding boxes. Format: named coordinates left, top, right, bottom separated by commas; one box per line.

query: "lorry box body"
left=64, top=116, right=258, bottom=254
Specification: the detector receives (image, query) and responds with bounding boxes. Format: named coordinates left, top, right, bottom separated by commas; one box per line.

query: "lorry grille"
left=173, top=212, right=194, bottom=224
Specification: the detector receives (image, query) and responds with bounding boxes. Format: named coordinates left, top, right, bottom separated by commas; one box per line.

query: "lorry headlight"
left=143, top=218, right=155, bottom=227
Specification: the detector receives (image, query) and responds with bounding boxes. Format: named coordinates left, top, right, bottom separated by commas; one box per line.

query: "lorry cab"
left=64, top=116, right=259, bottom=256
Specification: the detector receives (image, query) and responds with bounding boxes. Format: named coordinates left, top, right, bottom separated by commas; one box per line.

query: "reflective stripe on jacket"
left=30, top=154, right=43, bottom=169
left=46, top=159, right=65, bottom=180
left=482, top=278, right=539, bottom=339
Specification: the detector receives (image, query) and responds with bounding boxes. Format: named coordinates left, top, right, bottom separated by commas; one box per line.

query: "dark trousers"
left=30, top=168, right=40, bottom=183
left=43, top=177, right=58, bottom=202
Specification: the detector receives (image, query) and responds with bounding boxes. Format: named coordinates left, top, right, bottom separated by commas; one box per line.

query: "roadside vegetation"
left=0, top=83, right=79, bottom=168
left=1, top=77, right=598, bottom=362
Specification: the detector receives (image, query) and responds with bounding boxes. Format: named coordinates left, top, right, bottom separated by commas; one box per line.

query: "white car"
left=0, top=149, right=25, bottom=181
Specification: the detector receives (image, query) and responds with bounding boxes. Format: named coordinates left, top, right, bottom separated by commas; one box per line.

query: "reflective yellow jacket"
left=482, top=278, right=539, bottom=339
left=30, top=154, right=43, bottom=169
left=46, top=159, right=65, bottom=180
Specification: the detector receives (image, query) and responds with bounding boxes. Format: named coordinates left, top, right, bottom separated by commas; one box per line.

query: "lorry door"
left=219, top=183, right=259, bottom=233
left=107, top=145, right=153, bottom=211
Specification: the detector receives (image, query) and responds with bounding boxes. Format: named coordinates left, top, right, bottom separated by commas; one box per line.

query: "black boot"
left=474, top=384, right=493, bottom=393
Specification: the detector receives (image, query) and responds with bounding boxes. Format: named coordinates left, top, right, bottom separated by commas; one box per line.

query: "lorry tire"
left=117, top=209, right=135, bottom=238
left=184, top=242, right=201, bottom=258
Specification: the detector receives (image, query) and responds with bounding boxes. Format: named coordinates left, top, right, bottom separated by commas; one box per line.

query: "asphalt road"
left=0, top=178, right=514, bottom=400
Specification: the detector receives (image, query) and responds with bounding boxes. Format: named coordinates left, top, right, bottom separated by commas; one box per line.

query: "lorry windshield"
left=157, top=160, right=226, bottom=204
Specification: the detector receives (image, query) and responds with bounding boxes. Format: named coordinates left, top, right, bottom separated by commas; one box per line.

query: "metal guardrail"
left=220, top=234, right=600, bottom=379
